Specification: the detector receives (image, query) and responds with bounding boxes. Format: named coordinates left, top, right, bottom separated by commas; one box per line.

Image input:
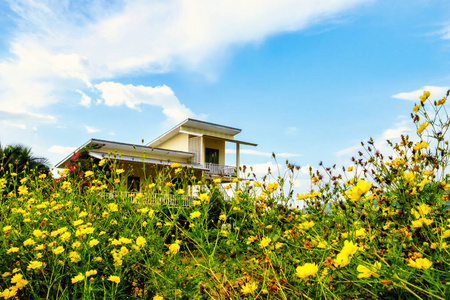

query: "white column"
left=200, top=136, right=204, bottom=165
left=236, top=142, right=240, bottom=189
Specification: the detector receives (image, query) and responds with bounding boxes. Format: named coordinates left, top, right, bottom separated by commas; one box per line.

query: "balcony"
left=108, top=191, right=193, bottom=206
left=204, top=162, right=236, bottom=177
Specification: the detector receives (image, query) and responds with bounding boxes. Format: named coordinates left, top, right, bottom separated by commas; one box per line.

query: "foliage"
left=0, top=144, right=49, bottom=195
left=1, top=89, right=450, bottom=299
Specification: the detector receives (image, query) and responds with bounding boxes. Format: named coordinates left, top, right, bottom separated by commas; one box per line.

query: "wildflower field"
left=2, top=90, right=450, bottom=299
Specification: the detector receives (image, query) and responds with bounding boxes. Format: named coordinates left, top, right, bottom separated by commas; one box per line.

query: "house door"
left=205, top=148, right=219, bottom=164
left=127, top=176, right=140, bottom=192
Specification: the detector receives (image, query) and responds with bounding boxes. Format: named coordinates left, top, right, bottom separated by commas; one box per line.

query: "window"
left=205, top=148, right=219, bottom=164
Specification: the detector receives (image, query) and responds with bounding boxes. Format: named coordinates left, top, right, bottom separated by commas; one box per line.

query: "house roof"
left=147, top=118, right=245, bottom=148
left=88, top=151, right=208, bottom=170
left=54, top=138, right=195, bottom=169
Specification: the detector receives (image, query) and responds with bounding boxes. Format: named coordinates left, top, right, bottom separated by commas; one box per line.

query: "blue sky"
left=0, top=0, right=449, bottom=192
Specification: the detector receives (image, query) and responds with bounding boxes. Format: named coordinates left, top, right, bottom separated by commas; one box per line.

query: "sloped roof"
left=54, top=138, right=195, bottom=169
left=147, top=118, right=243, bottom=148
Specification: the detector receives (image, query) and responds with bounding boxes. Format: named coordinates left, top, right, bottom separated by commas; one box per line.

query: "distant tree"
left=0, top=144, right=50, bottom=192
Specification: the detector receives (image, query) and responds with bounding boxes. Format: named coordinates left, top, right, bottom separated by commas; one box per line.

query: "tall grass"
left=1, top=89, right=450, bottom=299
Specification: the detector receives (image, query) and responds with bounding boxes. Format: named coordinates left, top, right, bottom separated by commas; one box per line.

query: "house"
left=55, top=119, right=257, bottom=197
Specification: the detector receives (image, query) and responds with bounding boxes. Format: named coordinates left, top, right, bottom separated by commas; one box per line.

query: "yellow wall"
left=157, top=133, right=189, bottom=152
left=203, top=136, right=225, bottom=165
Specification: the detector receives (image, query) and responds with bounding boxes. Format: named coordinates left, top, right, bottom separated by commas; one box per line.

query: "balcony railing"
left=108, top=191, right=193, bottom=207
left=204, top=163, right=236, bottom=177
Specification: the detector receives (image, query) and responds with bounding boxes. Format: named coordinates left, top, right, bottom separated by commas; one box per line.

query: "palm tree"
left=0, top=144, right=50, bottom=192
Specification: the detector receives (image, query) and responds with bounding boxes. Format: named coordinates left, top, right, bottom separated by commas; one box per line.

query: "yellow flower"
left=347, top=165, right=353, bottom=172
left=259, top=237, right=272, bottom=248
left=219, top=213, right=227, bottom=221
left=417, top=122, right=429, bottom=135
left=408, top=257, right=432, bottom=269
left=34, top=244, right=45, bottom=251
left=436, top=97, right=446, bottom=106
left=6, top=247, right=19, bottom=254
left=317, top=241, right=327, bottom=249
left=345, top=179, right=372, bottom=202
left=72, top=241, right=82, bottom=249
left=52, top=246, right=65, bottom=255
left=32, top=229, right=46, bottom=238
left=116, top=169, right=125, bottom=175
left=167, top=240, right=181, bottom=255
left=119, top=237, right=133, bottom=244
left=153, top=295, right=164, bottom=300
left=241, top=282, right=258, bottom=295
left=89, top=239, right=99, bottom=247
left=136, top=236, right=146, bottom=247
left=296, top=263, right=319, bottom=279
left=213, top=179, right=222, bottom=184
left=198, top=193, right=210, bottom=203
left=411, top=219, right=423, bottom=228
left=443, top=229, right=450, bottom=239
left=27, top=261, right=44, bottom=270
left=108, top=275, right=120, bottom=284
left=84, top=171, right=94, bottom=177
left=420, top=90, right=431, bottom=102
left=266, top=182, right=279, bottom=193
left=73, top=219, right=84, bottom=226
left=11, top=273, right=28, bottom=289
left=69, top=251, right=81, bottom=263
left=334, top=240, right=358, bottom=267
left=357, top=262, right=381, bottom=278
left=71, top=273, right=85, bottom=283
left=120, top=246, right=129, bottom=256
left=18, top=185, right=28, bottom=196
left=170, top=163, right=180, bottom=168
left=355, top=228, right=366, bottom=238
left=190, top=211, right=201, bottom=219
left=417, top=178, right=430, bottom=191
left=414, top=141, right=429, bottom=151
left=413, top=104, right=420, bottom=113
left=176, top=189, right=185, bottom=195
left=85, top=270, right=97, bottom=277
left=246, top=236, right=257, bottom=244
left=0, top=288, right=17, bottom=299
left=60, top=232, right=71, bottom=242
left=403, top=172, right=415, bottom=184
left=108, top=203, right=118, bottom=212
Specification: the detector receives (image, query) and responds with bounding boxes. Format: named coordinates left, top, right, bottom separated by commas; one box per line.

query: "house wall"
left=117, top=161, right=202, bottom=193
left=203, top=136, right=225, bottom=165
left=156, top=133, right=189, bottom=152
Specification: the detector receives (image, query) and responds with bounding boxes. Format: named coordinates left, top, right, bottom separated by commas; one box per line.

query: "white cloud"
left=48, top=145, right=76, bottom=154
left=226, top=148, right=301, bottom=158
left=77, top=89, right=92, bottom=107
left=392, top=86, right=449, bottom=101
left=84, top=125, right=100, bottom=133
left=335, top=118, right=414, bottom=167
left=440, top=23, right=450, bottom=39
left=0, top=0, right=370, bottom=122
left=285, top=126, right=298, bottom=134
left=2, top=121, right=27, bottom=130
left=94, top=81, right=206, bottom=122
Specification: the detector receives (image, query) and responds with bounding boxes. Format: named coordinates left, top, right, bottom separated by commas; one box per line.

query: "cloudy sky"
left=0, top=0, right=449, bottom=191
